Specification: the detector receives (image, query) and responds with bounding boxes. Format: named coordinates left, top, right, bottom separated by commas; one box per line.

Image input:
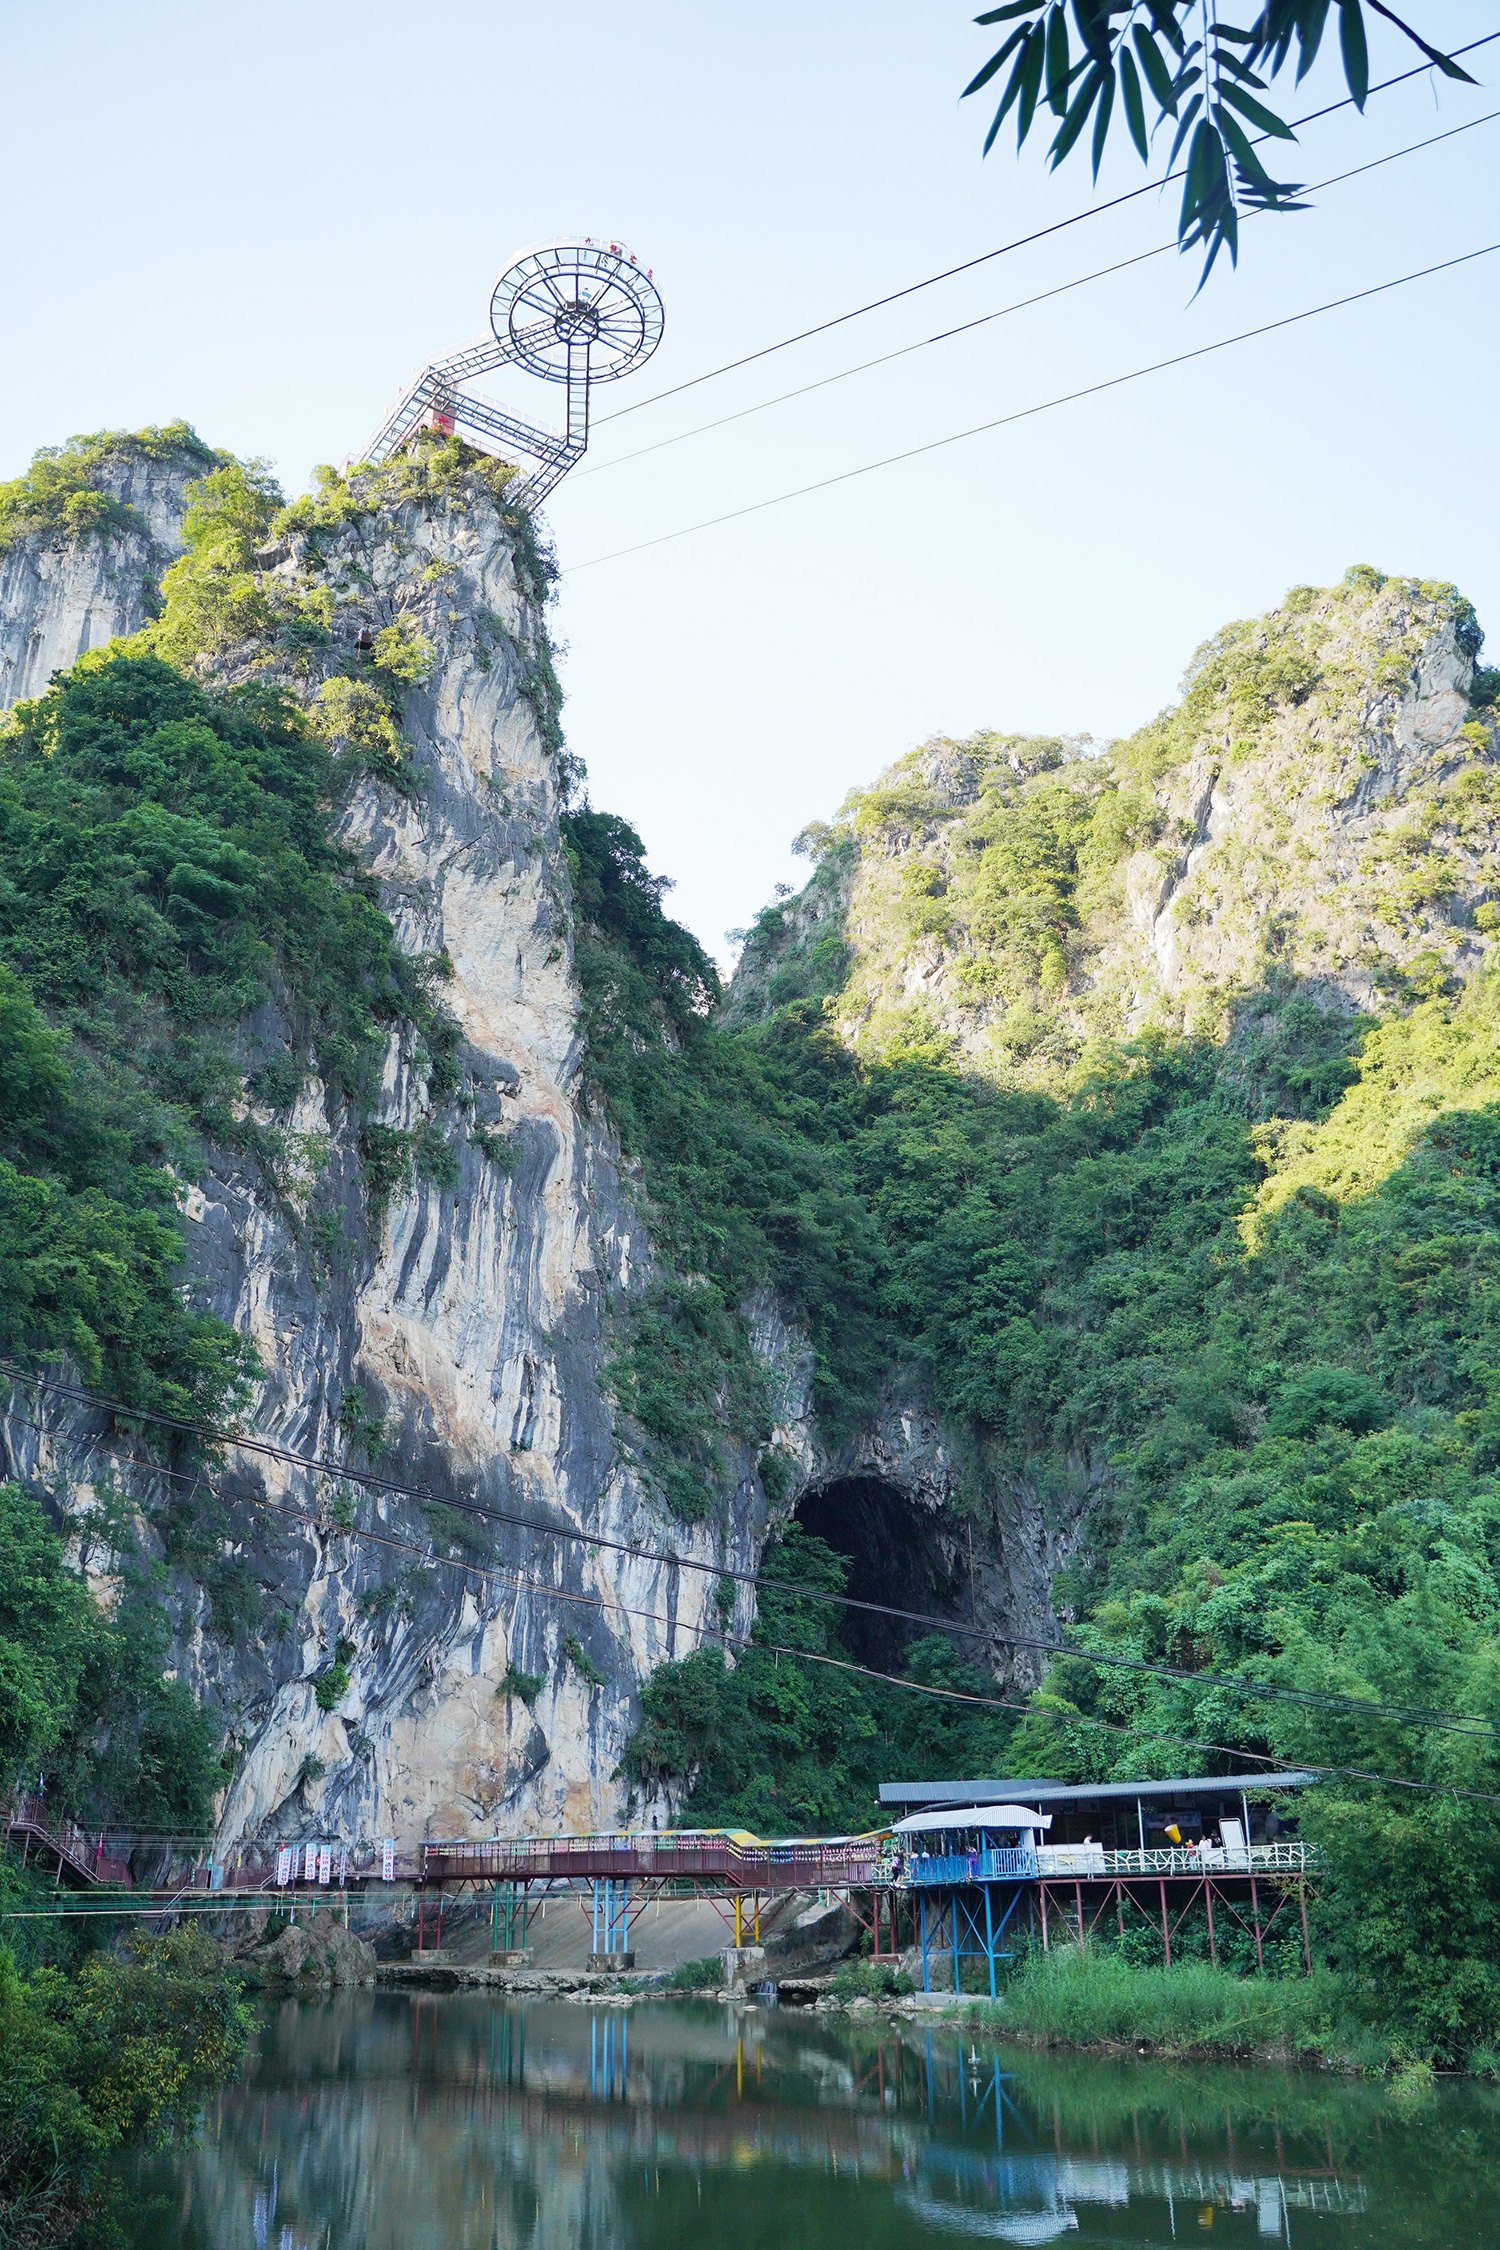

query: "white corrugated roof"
left=891, top=1803, right=1052, bottom=1835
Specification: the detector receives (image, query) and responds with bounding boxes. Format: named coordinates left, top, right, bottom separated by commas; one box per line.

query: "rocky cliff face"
left=0, top=441, right=1032, bottom=1858
left=731, top=571, right=1496, bottom=1076
left=0, top=437, right=205, bottom=708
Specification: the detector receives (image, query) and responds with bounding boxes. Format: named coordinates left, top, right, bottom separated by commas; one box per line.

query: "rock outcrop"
left=0, top=432, right=209, bottom=708
left=0, top=440, right=1032, bottom=1860
left=733, top=571, right=1497, bottom=1077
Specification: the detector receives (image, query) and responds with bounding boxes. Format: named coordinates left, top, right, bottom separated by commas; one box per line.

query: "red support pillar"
left=1299, top=1879, right=1312, bottom=1977
left=1249, top=1873, right=1264, bottom=1973
left=1204, top=1878, right=1217, bottom=1969
left=1041, top=1885, right=1050, bottom=1950
left=1075, top=1880, right=1084, bottom=1949
left=1116, top=1882, right=1125, bottom=1942
left=1159, top=1878, right=1171, bottom=1967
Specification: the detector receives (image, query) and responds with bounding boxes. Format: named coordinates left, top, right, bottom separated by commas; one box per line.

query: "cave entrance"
left=793, top=1477, right=969, bottom=1673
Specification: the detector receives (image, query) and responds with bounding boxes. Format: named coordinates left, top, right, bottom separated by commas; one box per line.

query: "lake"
left=122, top=1990, right=1500, bottom=2248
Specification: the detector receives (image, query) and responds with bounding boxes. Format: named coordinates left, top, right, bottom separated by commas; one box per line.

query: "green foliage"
left=0, top=1481, right=221, bottom=1825
left=623, top=1528, right=1014, bottom=1832
left=667, top=1954, right=724, bottom=1989
left=371, top=615, right=436, bottom=684
left=969, top=1943, right=1373, bottom=2062
left=0, top=423, right=224, bottom=556
left=314, top=1637, right=356, bottom=1712
left=0, top=1926, right=248, bottom=2246
left=563, top=1633, right=607, bottom=1689
left=498, top=1662, right=543, bottom=1705
left=0, top=651, right=455, bottom=1408
left=146, top=460, right=284, bottom=668
left=962, top=3, right=1474, bottom=284
left=832, top=1956, right=914, bottom=1999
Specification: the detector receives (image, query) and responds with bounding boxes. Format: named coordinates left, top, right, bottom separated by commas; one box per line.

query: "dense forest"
left=568, top=577, right=1500, bottom=2058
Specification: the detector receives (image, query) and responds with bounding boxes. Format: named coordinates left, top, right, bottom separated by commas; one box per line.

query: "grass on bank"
left=958, top=1945, right=1426, bottom=2074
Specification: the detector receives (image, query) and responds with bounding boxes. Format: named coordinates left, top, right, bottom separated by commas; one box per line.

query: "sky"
left=3, top=1, right=1496, bottom=965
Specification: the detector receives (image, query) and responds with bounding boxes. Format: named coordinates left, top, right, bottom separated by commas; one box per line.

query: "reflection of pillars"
left=992, top=2059, right=1003, bottom=2150
left=1205, top=1879, right=1217, bottom=1968
left=1249, top=1872, right=1265, bottom=1972
left=1160, top=1879, right=1171, bottom=1966
left=591, top=2013, right=597, bottom=2099
left=925, top=2033, right=934, bottom=2115
left=736, top=2037, right=743, bottom=2100
left=1299, top=1877, right=1312, bottom=1975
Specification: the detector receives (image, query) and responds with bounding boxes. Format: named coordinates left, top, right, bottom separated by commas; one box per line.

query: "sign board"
left=318, top=1846, right=332, bottom=1886
left=382, top=1838, right=395, bottom=1882
left=275, top=1847, right=291, bottom=1888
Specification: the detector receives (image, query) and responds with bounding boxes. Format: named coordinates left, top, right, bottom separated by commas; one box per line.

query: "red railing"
left=3, top=1798, right=133, bottom=1887
left=420, top=1829, right=886, bottom=1890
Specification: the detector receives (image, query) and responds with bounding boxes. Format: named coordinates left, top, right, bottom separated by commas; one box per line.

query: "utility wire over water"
left=8, top=1364, right=1500, bottom=1806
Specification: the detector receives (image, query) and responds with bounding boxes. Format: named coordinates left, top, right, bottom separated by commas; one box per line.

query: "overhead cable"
left=564, top=241, right=1499, bottom=574
left=15, top=1407, right=1498, bottom=1812
left=592, top=33, right=1499, bottom=428
left=574, top=111, right=1498, bottom=484
left=7, top=1364, right=1500, bottom=1749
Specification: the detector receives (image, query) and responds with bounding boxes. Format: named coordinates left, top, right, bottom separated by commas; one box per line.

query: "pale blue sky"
left=4, top=1, right=1495, bottom=963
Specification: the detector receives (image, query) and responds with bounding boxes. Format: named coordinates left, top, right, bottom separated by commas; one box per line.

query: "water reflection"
left=123, top=1992, right=1499, bottom=2249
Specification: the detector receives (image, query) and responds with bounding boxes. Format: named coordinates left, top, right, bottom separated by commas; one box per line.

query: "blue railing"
left=905, top=1845, right=1037, bottom=1886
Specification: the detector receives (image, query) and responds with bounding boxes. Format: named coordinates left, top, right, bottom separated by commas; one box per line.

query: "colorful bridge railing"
left=421, top=1829, right=887, bottom=1891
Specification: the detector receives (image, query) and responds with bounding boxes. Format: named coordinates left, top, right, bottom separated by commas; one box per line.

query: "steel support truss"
left=918, top=1881, right=1029, bottom=1999
left=1035, top=1871, right=1317, bottom=1975
left=362, top=335, right=590, bottom=514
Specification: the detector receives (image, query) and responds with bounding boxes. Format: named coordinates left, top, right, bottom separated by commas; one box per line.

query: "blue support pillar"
left=920, top=1893, right=930, bottom=1992
left=951, top=1888, right=960, bottom=1996
left=984, top=1882, right=996, bottom=2000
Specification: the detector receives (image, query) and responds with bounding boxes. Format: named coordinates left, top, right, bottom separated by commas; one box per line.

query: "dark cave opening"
left=793, top=1477, right=969, bottom=1674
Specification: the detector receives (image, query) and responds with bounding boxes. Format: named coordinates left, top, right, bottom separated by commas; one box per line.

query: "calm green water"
left=122, top=1992, right=1500, bottom=2249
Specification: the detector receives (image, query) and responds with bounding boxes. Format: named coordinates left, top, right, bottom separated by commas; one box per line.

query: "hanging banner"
left=275, top=1846, right=292, bottom=1888
left=318, top=1846, right=332, bottom=1886
left=301, top=1842, right=315, bottom=1882
left=382, top=1838, right=395, bottom=1881
left=338, top=1845, right=348, bottom=1887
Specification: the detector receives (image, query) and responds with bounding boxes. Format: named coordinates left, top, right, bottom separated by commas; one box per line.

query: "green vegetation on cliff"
left=592, top=574, right=1500, bottom=2060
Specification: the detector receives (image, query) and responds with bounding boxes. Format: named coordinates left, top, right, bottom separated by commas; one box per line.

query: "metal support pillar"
left=1250, top=1872, right=1265, bottom=1972
left=1160, top=1878, right=1170, bottom=1967
left=920, top=1893, right=930, bottom=1992
left=1205, top=1877, right=1217, bottom=1968
left=1299, top=1878, right=1312, bottom=1976
left=984, top=1883, right=996, bottom=2000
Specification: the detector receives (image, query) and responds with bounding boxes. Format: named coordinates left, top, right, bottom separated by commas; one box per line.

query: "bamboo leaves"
left=963, top=1, right=1475, bottom=280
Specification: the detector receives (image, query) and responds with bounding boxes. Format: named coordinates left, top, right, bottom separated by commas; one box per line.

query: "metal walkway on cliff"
left=360, top=238, right=664, bottom=510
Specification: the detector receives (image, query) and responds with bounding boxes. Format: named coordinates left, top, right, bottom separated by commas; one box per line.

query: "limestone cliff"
left=0, top=427, right=215, bottom=708
left=0, top=439, right=1030, bottom=1859
left=730, top=571, right=1497, bottom=1078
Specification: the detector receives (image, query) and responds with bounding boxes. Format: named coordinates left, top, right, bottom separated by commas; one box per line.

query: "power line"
left=563, top=241, right=1499, bottom=575
left=574, top=111, right=1498, bottom=485
left=20, top=1410, right=1500, bottom=1814
left=8, top=1364, right=1500, bottom=1750
left=592, top=34, right=1499, bottom=429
